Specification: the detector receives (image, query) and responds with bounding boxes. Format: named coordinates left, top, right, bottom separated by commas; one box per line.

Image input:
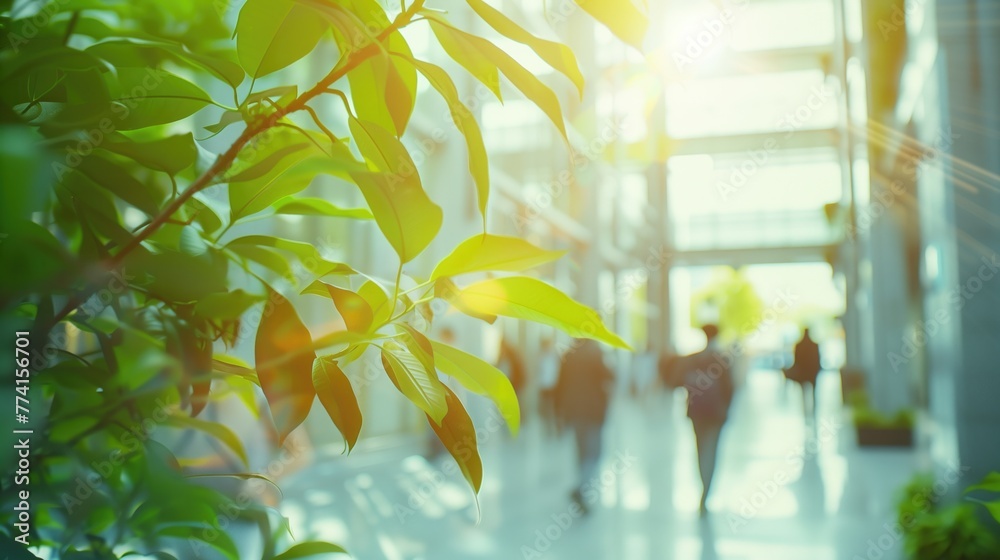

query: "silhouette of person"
left=677, top=324, right=733, bottom=516
left=537, top=336, right=561, bottom=436
left=553, top=339, right=614, bottom=514
left=787, top=328, right=821, bottom=419
left=496, top=335, right=527, bottom=400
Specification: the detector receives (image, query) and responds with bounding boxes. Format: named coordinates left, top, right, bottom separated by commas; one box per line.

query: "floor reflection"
left=279, top=369, right=920, bottom=559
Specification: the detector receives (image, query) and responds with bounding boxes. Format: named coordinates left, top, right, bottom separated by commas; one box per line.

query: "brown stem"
left=48, top=1, right=426, bottom=327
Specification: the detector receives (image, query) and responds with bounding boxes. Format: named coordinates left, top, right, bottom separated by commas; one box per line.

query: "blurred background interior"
left=190, top=0, right=1000, bottom=558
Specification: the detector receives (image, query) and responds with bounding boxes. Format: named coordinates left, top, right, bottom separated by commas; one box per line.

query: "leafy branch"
left=48, top=0, right=428, bottom=328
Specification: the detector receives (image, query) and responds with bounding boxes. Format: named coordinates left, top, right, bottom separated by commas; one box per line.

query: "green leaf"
left=351, top=171, right=442, bottom=264
left=101, top=133, right=199, bottom=176
left=426, top=17, right=567, bottom=140
left=430, top=234, right=565, bottom=281
left=325, top=0, right=417, bottom=137
left=430, top=340, right=520, bottom=435
left=316, top=281, right=373, bottom=332
left=76, top=154, right=165, bottom=215
left=312, top=357, right=363, bottom=452
left=272, top=196, right=373, bottom=219
left=572, top=0, right=648, bottom=50
left=159, top=524, right=240, bottom=560
left=427, top=18, right=502, bottom=100
left=427, top=385, right=483, bottom=493
left=205, top=110, right=245, bottom=135
left=230, top=244, right=295, bottom=280
left=227, top=135, right=313, bottom=220
left=273, top=541, right=349, bottom=560
left=256, top=289, right=317, bottom=443
left=348, top=117, right=442, bottom=263
left=434, top=277, right=497, bottom=325
left=236, top=0, right=330, bottom=78
left=125, top=247, right=228, bottom=303
left=466, top=0, right=585, bottom=96
left=381, top=344, right=447, bottom=424
left=452, top=277, right=630, bottom=349
left=166, top=413, right=248, bottom=466
left=967, top=472, right=1000, bottom=494
left=228, top=129, right=361, bottom=221
left=87, top=39, right=245, bottom=87
left=397, top=324, right=436, bottom=380
left=107, top=68, right=213, bottom=130
left=359, top=280, right=394, bottom=326
left=227, top=235, right=356, bottom=278
left=405, top=57, right=490, bottom=226
left=194, top=289, right=263, bottom=320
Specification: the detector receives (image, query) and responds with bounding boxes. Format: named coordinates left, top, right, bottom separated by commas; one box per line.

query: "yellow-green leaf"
left=317, top=0, right=415, bottom=136
left=405, top=57, right=490, bottom=227
left=397, top=323, right=436, bottom=379
left=427, top=18, right=502, bottom=100
left=227, top=235, right=356, bottom=277
left=465, top=0, right=585, bottom=96
left=430, top=340, right=520, bottom=435
left=272, top=197, right=373, bottom=220
left=427, top=385, right=483, bottom=493
left=273, top=541, right=349, bottom=559
left=236, top=0, right=329, bottom=78
left=434, top=277, right=498, bottom=325
left=381, top=344, right=448, bottom=425
left=429, top=234, right=565, bottom=281
left=323, top=282, right=373, bottom=332
left=101, top=133, right=198, bottom=176
left=359, top=280, right=393, bottom=327
left=256, top=289, right=317, bottom=443
left=313, top=357, right=363, bottom=452
left=572, top=0, right=648, bottom=50
left=167, top=413, right=248, bottom=466
left=453, top=277, right=630, bottom=349
left=227, top=129, right=361, bottom=221
left=348, top=117, right=442, bottom=263
left=426, top=17, right=566, bottom=140
left=106, top=68, right=213, bottom=130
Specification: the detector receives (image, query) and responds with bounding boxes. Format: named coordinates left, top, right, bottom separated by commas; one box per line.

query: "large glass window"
left=667, top=149, right=842, bottom=249
left=666, top=70, right=837, bottom=137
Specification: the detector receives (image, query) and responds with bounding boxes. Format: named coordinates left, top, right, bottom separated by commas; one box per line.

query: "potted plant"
left=895, top=473, right=1000, bottom=560
left=850, top=391, right=915, bottom=447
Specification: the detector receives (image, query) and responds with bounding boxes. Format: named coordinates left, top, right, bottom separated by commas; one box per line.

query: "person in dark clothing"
left=786, top=328, right=821, bottom=419
left=553, top=339, right=615, bottom=514
left=676, top=324, right=733, bottom=516
left=496, top=336, right=527, bottom=400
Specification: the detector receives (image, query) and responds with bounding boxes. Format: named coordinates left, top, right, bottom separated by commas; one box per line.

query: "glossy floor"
left=279, top=370, right=923, bottom=560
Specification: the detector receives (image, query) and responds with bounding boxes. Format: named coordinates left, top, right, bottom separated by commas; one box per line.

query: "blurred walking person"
left=785, top=328, right=821, bottom=420
left=677, top=324, right=734, bottom=516
left=537, top=336, right=561, bottom=436
left=554, top=339, right=614, bottom=514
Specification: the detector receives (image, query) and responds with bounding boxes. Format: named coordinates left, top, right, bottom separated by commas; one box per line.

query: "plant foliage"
left=0, top=0, right=646, bottom=556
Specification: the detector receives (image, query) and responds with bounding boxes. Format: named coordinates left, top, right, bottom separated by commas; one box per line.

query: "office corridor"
left=277, top=370, right=923, bottom=560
